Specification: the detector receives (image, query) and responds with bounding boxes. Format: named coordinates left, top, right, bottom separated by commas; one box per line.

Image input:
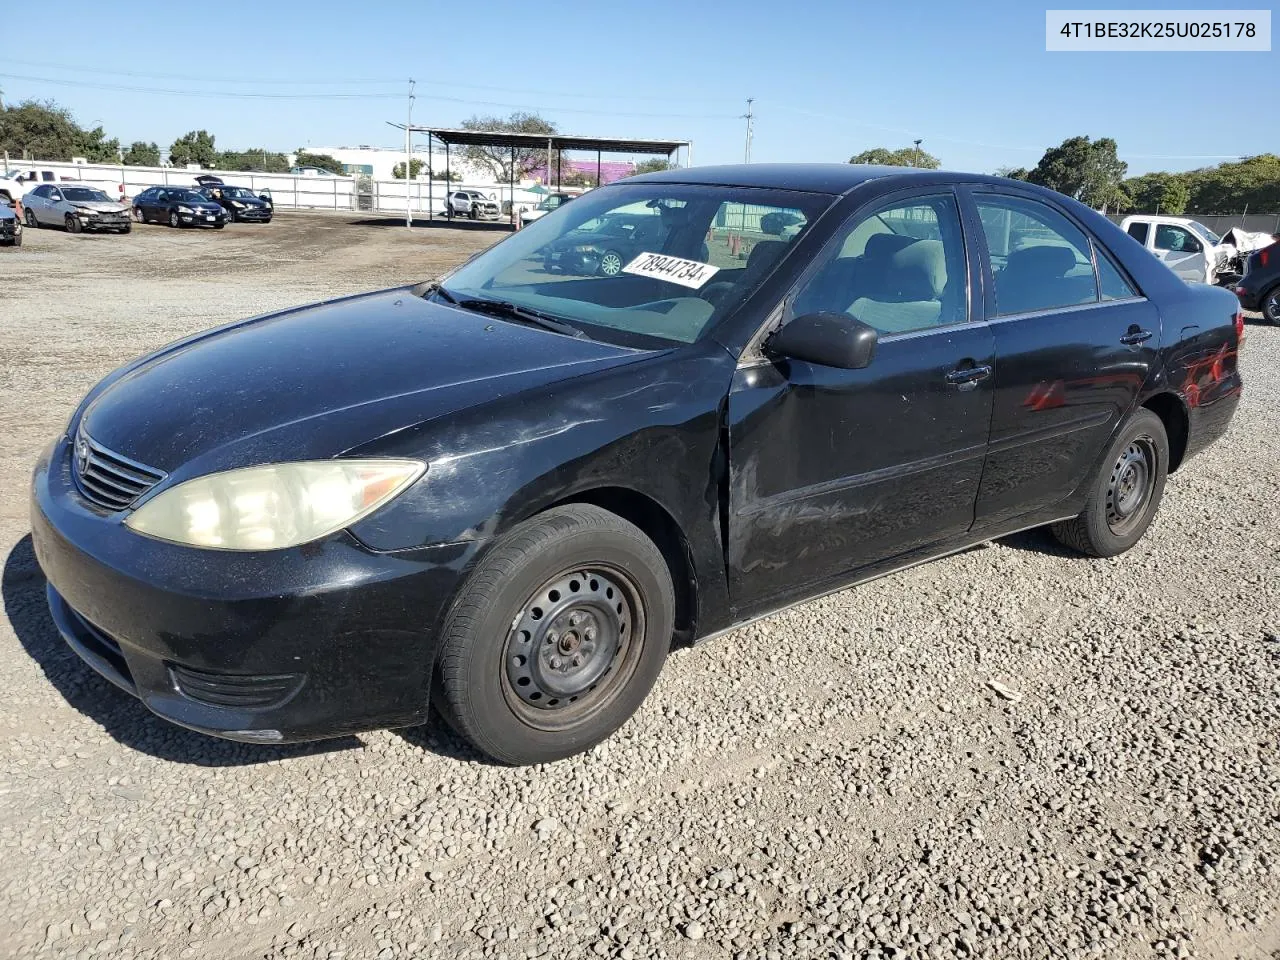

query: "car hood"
left=80, top=288, right=644, bottom=477
left=71, top=201, right=128, bottom=212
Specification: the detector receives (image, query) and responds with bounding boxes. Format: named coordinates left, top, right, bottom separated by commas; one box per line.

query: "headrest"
left=1007, top=244, right=1075, bottom=279
left=746, top=239, right=786, bottom=273
left=888, top=238, right=947, bottom=299
left=865, top=232, right=917, bottom=261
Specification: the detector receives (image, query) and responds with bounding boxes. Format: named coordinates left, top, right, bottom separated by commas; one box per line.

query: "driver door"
left=1152, top=223, right=1206, bottom=283
left=726, top=190, right=995, bottom=618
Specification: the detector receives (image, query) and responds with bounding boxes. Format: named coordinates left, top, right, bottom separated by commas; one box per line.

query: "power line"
left=0, top=71, right=738, bottom=119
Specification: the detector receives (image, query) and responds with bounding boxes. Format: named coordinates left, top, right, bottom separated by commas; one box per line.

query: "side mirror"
left=767, top=311, right=878, bottom=370
left=1185, top=237, right=1203, bottom=254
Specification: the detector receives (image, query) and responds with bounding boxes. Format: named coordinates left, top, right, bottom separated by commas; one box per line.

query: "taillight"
left=1234, top=310, right=1245, bottom=346
left=1260, top=249, right=1270, bottom=267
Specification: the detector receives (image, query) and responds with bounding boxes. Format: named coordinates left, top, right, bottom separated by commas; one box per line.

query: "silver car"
left=22, top=184, right=131, bottom=234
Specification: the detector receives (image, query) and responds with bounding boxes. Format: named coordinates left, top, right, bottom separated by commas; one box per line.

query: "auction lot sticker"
left=1046, top=9, right=1271, bottom=50
left=623, top=252, right=720, bottom=289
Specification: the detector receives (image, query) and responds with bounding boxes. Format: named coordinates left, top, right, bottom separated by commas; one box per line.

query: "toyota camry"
left=31, top=165, right=1243, bottom=765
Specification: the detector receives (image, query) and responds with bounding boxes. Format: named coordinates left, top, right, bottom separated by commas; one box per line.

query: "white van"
left=1119, top=215, right=1223, bottom=285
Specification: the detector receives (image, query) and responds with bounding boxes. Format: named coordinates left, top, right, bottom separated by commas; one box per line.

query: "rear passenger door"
left=965, top=188, right=1161, bottom=528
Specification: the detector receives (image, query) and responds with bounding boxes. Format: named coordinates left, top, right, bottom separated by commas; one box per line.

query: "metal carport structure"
left=386, top=124, right=691, bottom=228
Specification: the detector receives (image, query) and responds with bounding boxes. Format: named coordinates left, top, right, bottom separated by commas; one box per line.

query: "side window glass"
left=1095, top=245, right=1138, bottom=300
left=791, top=194, right=968, bottom=335
left=1155, top=225, right=1200, bottom=253
left=42, top=172, right=55, bottom=181
left=975, top=195, right=1098, bottom=315
left=1127, top=222, right=1149, bottom=244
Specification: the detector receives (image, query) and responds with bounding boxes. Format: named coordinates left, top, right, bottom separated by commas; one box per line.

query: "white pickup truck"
left=0, top=167, right=127, bottom=206
left=1119, top=215, right=1226, bottom=285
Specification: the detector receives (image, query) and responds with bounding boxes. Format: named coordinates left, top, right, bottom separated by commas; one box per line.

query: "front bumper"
left=77, top=212, right=131, bottom=231
left=178, top=210, right=227, bottom=227
left=0, top=218, right=17, bottom=241
left=31, top=435, right=480, bottom=743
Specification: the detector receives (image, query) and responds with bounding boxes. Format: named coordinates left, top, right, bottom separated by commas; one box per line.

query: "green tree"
left=0, top=99, right=84, bottom=161
left=631, top=158, right=675, bottom=176
left=77, top=125, right=121, bottom=163
left=122, top=141, right=161, bottom=166
left=1026, top=135, right=1127, bottom=209
left=219, top=148, right=289, bottom=173
left=1122, top=172, right=1190, bottom=214
left=293, top=151, right=345, bottom=174
left=849, top=145, right=941, bottom=169
left=392, top=158, right=426, bottom=179
left=168, top=130, right=219, bottom=168
left=995, top=166, right=1030, bottom=181
left=1184, top=154, right=1280, bottom=214
left=461, top=112, right=559, bottom=183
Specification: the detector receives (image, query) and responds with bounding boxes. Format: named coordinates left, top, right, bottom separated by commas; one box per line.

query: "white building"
left=309, top=144, right=491, bottom=183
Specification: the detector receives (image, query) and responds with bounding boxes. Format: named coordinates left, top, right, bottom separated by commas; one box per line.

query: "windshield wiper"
left=411, top=279, right=458, bottom=304
left=453, top=296, right=587, bottom=339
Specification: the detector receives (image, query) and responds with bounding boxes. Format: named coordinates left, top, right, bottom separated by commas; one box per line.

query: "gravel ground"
left=0, top=214, right=1277, bottom=960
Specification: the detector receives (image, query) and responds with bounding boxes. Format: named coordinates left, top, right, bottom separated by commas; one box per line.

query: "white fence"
left=2, top=158, right=548, bottom=219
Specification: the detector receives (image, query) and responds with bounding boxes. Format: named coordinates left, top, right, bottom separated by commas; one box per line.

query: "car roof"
left=625, top=162, right=1019, bottom=196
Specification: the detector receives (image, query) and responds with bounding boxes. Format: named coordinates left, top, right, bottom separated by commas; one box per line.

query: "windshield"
left=63, top=187, right=110, bottom=202
left=440, top=183, right=829, bottom=345
left=1188, top=220, right=1221, bottom=244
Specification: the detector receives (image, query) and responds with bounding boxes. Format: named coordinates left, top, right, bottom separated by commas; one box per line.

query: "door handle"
left=1120, top=329, right=1153, bottom=345
left=945, top=364, right=993, bottom=385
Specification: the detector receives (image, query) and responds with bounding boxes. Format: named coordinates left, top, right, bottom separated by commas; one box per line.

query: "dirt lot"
left=0, top=214, right=1277, bottom=960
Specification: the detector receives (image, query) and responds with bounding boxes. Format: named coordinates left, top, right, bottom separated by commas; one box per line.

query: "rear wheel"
left=1263, top=286, right=1280, bottom=326
left=65, top=214, right=81, bottom=234
left=1052, top=408, right=1169, bottom=558
left=434, top=504, right=674, bottom=765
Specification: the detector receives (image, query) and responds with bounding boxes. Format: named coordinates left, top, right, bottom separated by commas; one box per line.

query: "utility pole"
left=912, top=139, right=923, bottom=168
left=742, top=99, right=755, bottom=164
left=405, top=78, right=415, bottom=229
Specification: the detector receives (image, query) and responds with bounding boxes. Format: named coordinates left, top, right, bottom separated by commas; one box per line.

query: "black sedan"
left=542, top=211, right=668, bottom=277
left=131, top=187, right=227, bottom=228
left=1232, top=240, right=1280, bottom=324
left=32, top=165, right=1243, bottom=765
left=197, top=184, right=273, bottom=223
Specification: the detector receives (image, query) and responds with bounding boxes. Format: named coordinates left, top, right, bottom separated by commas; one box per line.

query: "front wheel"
left=598, top=250, right=624, bottom=277
left=133, top=207, right=145, bottom=223
left=65, top=215, right=82, bottom=234
left=169, top=211, right=180, bottom=228
left=119, top=224, right=131, bottom=234
left=24, top=209, right=38, bottom=229
left=1263, top=286, right=1280, bottom=326
left=1053, top=408, right=1169, bottom=558
left=434, top=504, right=674, bottom=765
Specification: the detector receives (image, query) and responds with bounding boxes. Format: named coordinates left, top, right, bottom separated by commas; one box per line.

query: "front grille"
left=169, top=664, right=303, bottom=709
left=72, top=429, right=166, bottom=511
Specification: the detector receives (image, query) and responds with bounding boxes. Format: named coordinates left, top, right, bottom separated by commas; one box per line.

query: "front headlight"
left=177, top=205, right=194, bottom=214
left=75, top=207, right=95, bottom=216
left=125, top=459, right=425, bottom=550
left=230, top=200, right=245, bottom=208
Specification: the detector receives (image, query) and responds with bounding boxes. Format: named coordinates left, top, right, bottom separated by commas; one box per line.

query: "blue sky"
left=0, top=0, right=1273, bottom=176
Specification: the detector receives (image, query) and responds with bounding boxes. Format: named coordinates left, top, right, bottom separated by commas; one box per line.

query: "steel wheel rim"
left=502, top=565, right=645, bottom=731
left=1106, top=435, right=1156, bottom=534
left=24, top=209, right=36, bottom=227
left=600, top=253, right=623, bottom=276
left=1265, top=292, right=1280, bottom=323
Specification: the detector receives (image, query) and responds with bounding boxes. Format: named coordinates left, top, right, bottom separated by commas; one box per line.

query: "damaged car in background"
left=1120, top=214, right=1276, bottom=286
left=32, top=164, right=1243, bottom=766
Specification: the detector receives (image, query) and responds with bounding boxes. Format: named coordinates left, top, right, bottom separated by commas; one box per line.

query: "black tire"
left=133, top=207, right=145, bottom=224
left=65, top=214, right=81, bottom=234
left=434, top=504, right=674, bottom=765
left=12, top=231, right=20, bottom=247
left=169, top=211, right=180, bottom=228
left=214, top=222, right=225, bottom=230
left=468, top=206, right=479, bottom=221
left=1262, top=285, right=1280, bottom=326
left=24, top=209, right=38, bottom=229
left=1052, top=408, right=1169, bottom=558
left=119, top=223, right=131, bottom=234
left=598, top=249, right=625, bottom=277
